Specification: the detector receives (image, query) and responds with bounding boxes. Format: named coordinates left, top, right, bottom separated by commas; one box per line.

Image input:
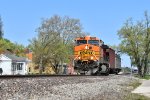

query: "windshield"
left=88, top=40, right=99, bottom=46
left=76, top=40, right=87, bottom=45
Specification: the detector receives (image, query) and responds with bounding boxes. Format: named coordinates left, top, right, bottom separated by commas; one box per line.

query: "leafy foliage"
left=118, top=11, right=150, bottom=77
left=30, top=15, right=87, bottom=74
left=0, top=38, right=26, bottom=56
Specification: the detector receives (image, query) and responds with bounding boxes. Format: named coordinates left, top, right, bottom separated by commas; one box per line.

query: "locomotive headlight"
left=85, top=45, right=88, bottom=49
left=91, top=56, right=94, bottom=60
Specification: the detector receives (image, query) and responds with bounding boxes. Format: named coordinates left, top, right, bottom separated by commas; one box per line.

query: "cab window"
left=88, top=40, right=99, bottom=46
left=76, top=40, right=87, bottom=45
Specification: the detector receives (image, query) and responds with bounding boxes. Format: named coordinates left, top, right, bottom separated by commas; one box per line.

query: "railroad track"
left=0, top=74, right=100, bottom=79
left=0, top=73, right=130, bottom=79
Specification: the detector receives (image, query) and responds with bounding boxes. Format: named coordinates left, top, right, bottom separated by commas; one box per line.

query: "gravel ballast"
left=0, top=75, right=138, bottom=100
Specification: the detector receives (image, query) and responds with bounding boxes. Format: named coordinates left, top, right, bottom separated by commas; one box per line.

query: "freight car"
left=73, top=36, right=121, bottom=75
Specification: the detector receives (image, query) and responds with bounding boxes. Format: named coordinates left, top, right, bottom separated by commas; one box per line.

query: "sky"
left=0, top=0, right=150, bottom=67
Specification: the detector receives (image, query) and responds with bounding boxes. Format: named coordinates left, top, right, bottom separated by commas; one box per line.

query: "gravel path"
left=0, top=75, right=138, bottom=100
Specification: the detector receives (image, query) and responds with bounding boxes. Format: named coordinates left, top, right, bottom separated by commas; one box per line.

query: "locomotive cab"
left=73, top=36, right=104, bottom=75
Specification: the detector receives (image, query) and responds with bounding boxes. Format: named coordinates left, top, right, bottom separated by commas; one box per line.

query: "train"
left=73, top=36, right=121, bottom=75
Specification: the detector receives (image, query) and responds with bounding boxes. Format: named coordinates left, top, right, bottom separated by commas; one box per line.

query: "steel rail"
left=0, top=74, right=97, bottom=79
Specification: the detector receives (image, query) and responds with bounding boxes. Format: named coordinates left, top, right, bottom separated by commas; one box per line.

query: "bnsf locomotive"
left=73, top=36, right=121, bottom=75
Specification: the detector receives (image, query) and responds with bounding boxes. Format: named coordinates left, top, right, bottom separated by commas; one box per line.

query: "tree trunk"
left=142, top=54, right=149, bottom=77
left=137, top=65, right=142, bottom=77
left=39, top=57, right=43, bottom=74
left=143, top=64, right=148, bottom=77
left=54, top=63, right=59, bottom=74
left=51, top=59, right=59, bottom=74
left=61, top=60, right=64, bottom=74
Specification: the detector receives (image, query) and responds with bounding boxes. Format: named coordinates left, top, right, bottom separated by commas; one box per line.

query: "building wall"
left=0, top=54, right=28, bottom=75
left=28, top=63, right=39, bottom=74
left=0, top=55, right=12, bottom=75
left=26, top=52, right=32, bottom=60
left=12, top=62, right=28, bottom=75
left=28, top=63, right=55, bottom=74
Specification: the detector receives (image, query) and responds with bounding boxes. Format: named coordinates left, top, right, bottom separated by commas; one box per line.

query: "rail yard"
left=0, top=74, right=139, bottom=100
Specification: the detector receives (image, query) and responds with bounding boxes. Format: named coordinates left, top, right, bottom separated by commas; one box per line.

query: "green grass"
left=142, top=75, right=150, bottom=80
left=134, top=74, right=150, bottom=80
left=128, top=81, right=141, bottom=89
left=125, top=93, right=150, bottom=100
left=124, top=81, right=150, bottom=100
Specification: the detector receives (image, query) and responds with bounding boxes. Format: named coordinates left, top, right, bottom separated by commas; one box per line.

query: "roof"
left=101, top=44, right=109, bottom=49
left=3, top=54, right=28, bottom=62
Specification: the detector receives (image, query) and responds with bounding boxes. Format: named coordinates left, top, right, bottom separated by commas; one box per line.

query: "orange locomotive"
left=73, top=36, right=121, bottom=75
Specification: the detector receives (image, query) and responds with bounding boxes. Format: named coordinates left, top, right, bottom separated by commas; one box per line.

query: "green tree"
left=118, top=11, right=150, bottom=77
left=13, top=43, right=26, bottom=57
left=0, top=38, right=26, bottom=56
left=0, top=16, right=25, bottom=56
left=0, top=39, right=13, bottom=53
left=0, top=16, right=3, bottom=39
left=30, top=15, right=87, bottom=74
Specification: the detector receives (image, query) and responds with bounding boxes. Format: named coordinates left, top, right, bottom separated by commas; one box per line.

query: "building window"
left=17, top=63, right=23, bottom=70
left=12, top=63, right=16, bottom=71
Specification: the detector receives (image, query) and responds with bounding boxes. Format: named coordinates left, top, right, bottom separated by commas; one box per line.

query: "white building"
left=0, top=54, right=29, bottom=75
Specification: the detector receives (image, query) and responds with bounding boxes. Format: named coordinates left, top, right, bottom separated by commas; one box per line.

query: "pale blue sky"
left=0, top=0, right=150, bottom=67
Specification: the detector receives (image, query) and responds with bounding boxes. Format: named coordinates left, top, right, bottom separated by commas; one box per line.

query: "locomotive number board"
left=78, top=50, right=95, bottom=55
